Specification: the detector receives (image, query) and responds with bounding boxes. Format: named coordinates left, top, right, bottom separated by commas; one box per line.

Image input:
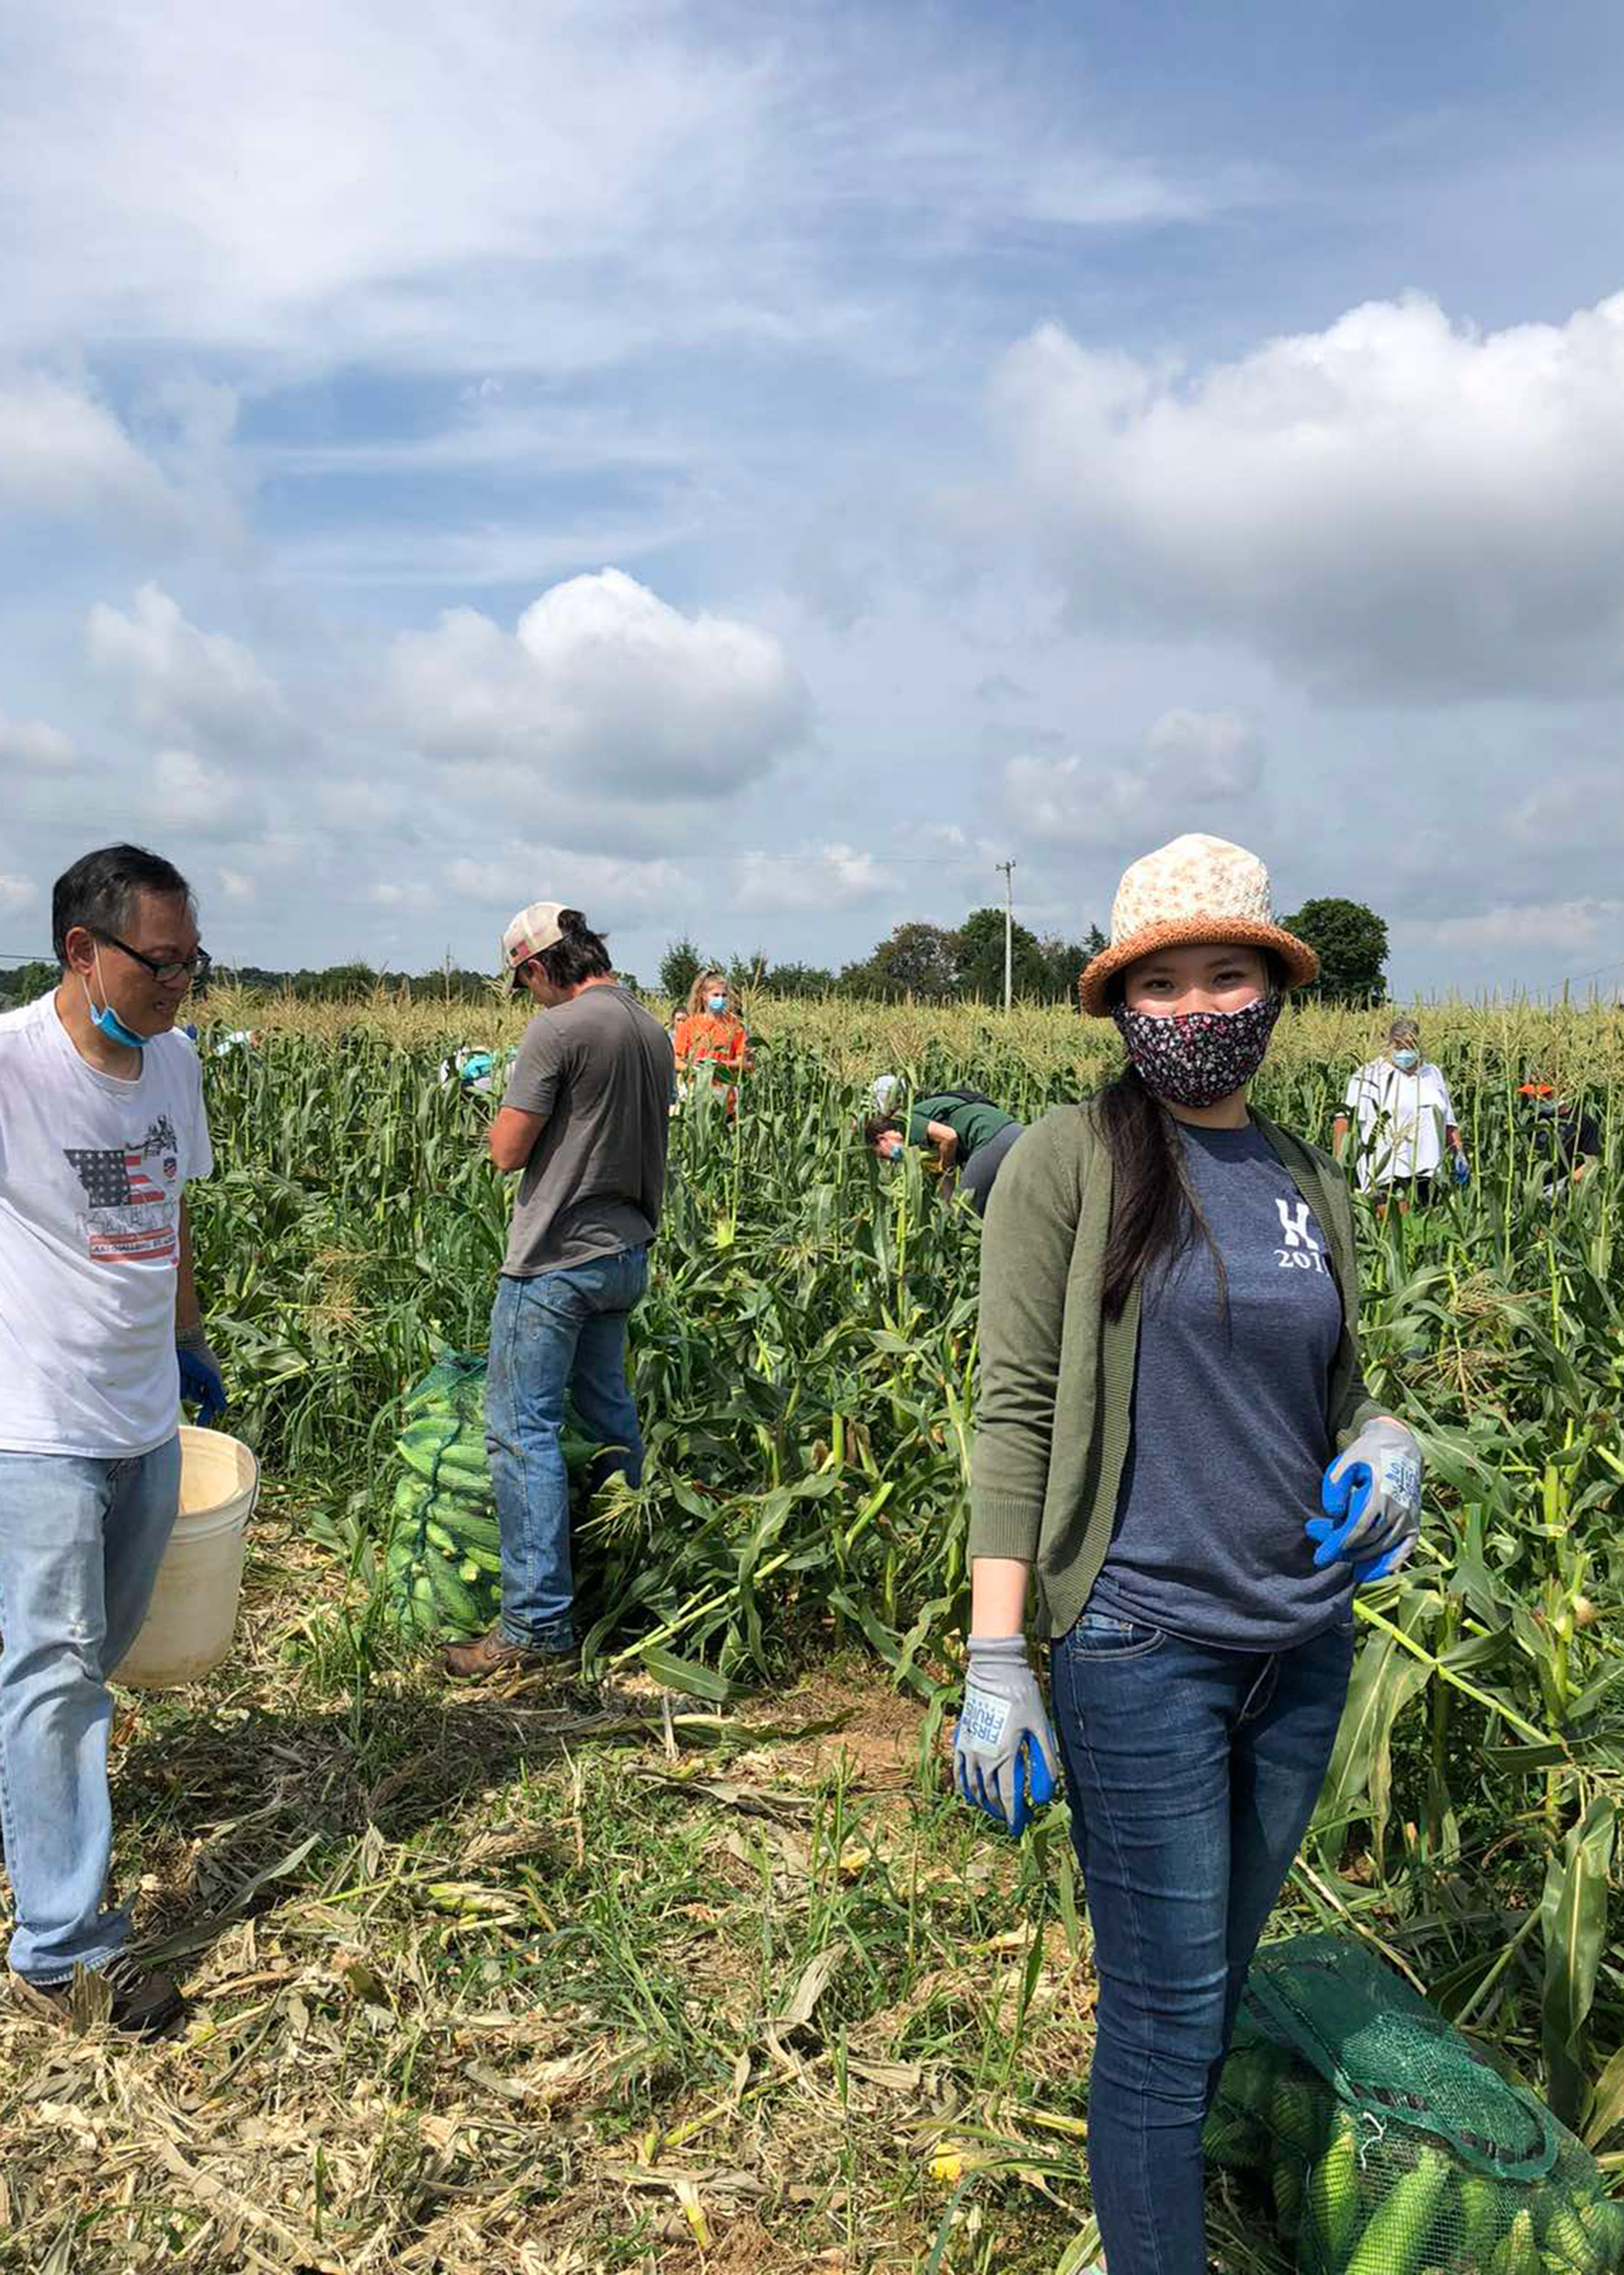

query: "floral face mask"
left=1112, top=991, right=1283, bottom=1109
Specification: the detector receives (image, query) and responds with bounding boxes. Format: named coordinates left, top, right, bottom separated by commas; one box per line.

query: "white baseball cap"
left=499, top=900, right=567, bottom=990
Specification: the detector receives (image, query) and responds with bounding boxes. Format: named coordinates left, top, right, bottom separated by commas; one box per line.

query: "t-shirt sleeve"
left=504, top=1016, right=564, bottom=1118
left=1343, top=1069, right=1363, bottom=1113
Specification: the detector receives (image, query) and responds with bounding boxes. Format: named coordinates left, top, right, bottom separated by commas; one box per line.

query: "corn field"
left=187, top=988, right=1624, bottom=2156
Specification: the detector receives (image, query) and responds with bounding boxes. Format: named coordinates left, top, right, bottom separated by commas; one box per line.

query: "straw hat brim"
left=1077, top=917, right=1319, bottom=1017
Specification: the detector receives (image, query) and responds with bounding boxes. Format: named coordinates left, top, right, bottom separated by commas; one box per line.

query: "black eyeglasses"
left=96, top=932, right=208, bottom=986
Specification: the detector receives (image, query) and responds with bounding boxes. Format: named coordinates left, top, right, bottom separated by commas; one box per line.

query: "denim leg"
left=0, top=1450, right=176, bottom=1985
left=1216, top=1619, right=1354, bottom=2058
left=1049, top=1615, right=1241, bottom=2275
left=485, top=1272, right=584, bottom=1652
left=570, top=1247, right=649, bottom=1491
left=103, top=1436, right=183, bottom=1678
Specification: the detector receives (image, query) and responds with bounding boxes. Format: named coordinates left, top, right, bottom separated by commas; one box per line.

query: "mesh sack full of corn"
left=1203, top=1934, right=1624, bottom=2275
left=385, top=1352, right=596, bottom=1638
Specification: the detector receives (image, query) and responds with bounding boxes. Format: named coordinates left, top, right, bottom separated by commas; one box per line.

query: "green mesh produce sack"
left=1204, top=1934, right=1624, bottom=2275
left=385, top=1354, right=599, bottom=1638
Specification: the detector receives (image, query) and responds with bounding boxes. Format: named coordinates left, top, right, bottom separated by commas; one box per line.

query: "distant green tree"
left=757, top=961, right=835, bottom=998
left=1085, top=923, right=1108, bottom=956
left=1036, top=933, right=1089, bottom=1006
left=659, top=936, right=707, bottom=1000
left=956, top=906, right=1050, bottom=1002
left=1279, top=897, right=1388, bottom=1006
left=846, top=921, right=962, bottom=1001
left=0, top=958, right=58, bottom=1004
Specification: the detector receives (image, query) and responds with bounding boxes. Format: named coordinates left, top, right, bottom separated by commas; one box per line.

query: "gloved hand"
left=177, top=1325, right=228, bottom=1425
left=1306, top=1418, right=1424, bottom=1576
left=953, top=1635, right=1060, bottom=1836
left=1452, top=1153, right=1470, bottom=1187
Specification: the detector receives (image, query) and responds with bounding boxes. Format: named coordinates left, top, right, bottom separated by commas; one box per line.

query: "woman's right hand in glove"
left=953, top=1634, right=1060, bottom=1836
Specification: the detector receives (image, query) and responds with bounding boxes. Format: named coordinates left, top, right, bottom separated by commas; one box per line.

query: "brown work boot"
left=441, top=1625, right=581, bottom=1684
left=15, top=1956, right=186, bottom=2039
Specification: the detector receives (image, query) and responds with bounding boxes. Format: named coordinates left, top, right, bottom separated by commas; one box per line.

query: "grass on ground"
left=0, top=1506, right=1299, bottom=2275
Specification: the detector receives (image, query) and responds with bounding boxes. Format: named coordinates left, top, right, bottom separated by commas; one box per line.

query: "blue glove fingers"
left=1024, top=1734, right=1058, bottom=1809
left=1321, top=1457, right=1371, bottom=1522
left=177, top=1349, right=228, bottom=1424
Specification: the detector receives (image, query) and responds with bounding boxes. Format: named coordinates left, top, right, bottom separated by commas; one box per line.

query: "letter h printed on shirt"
left=1274, top=1195, right=1328, bottom=1274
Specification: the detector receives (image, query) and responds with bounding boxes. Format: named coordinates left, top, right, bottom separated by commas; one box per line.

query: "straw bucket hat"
left=1077, top=834, right=1318, bottom=1017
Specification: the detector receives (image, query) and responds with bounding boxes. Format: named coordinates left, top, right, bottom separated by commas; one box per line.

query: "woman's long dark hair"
left=1097, top=1066, right=1223, bottom=1321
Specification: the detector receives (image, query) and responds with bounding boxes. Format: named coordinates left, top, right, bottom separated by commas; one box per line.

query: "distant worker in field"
left=862, top=1082, right=1024, bottom=1218
left=444, top=903, right=673, bottom=1685
left=671, top=969, right=753, bottom=1114
left=0, top=844, right=225, bottom=2038
left=1333, top=1016, right=1468, bottom=1205
left=1518, top=1075, right=1603, bottom=1193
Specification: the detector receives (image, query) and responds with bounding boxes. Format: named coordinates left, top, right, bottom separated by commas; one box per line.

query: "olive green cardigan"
left=969, top=1101, right=1384, bottom=1641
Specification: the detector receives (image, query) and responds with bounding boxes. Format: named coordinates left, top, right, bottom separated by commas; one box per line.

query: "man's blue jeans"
left=485, top=1247, right=650, bottom=1652
left=0, top=1437, right=181, bottom=1985
left=1048, top=1611, right=1354, bottom=2275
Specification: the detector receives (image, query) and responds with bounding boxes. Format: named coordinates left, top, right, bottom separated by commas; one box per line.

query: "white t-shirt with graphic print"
left=1343, top=1057, right=1455, bottom=1189
left=0, top=993, right=214, bottom=1456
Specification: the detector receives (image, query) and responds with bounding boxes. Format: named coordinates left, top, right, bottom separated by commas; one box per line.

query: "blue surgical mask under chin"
left=1391, top=1047, right=1419, bottom=1071
left=82, top=966, right=149, bottom=1050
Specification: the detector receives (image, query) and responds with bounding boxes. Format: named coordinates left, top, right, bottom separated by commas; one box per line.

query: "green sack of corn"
left=1205, top=1934, right=1623, bottom=2275
left=385, top=1352, right=596, bottom=1639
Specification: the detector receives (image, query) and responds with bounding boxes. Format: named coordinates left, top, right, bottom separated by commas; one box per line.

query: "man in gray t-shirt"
left=444, top=900, right=673, bottom=1684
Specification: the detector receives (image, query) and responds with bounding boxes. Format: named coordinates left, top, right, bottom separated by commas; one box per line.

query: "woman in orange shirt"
left=671, top=970, right=753, bottom=1113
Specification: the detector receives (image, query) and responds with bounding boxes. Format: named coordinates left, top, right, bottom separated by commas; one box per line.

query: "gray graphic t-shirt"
left=1089, top=1117, right=1352, bottom=1651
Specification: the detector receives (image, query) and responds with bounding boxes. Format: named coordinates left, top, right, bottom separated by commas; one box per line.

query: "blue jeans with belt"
left=1048, top=1611, right=1354, bottom=2275
left=485, top=1247, right=650, bottom=1652
left=0, top=1437, right=181, bottom=1984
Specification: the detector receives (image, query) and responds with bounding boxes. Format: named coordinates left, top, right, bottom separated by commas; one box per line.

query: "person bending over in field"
left=671, top=970, right=753, bottom=1116
left=1518, top=1075, right=1603, bottom=1195
left=444, top=902, right=673, bottom=1684
left=862, top=1087, right=1024, bottom=1218
left=956, top=834, right=1424, bottom=2275
left=1333, top=1015, right=1468, bottom=1208
left=0, top=844, right=226, bottom=2038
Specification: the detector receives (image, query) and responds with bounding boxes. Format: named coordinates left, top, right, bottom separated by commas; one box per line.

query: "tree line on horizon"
left=0, top=897, right=1391, bottom=1012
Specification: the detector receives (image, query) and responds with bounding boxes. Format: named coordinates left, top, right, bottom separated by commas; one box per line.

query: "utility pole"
left=994, top=860, right=1016, bottom=1012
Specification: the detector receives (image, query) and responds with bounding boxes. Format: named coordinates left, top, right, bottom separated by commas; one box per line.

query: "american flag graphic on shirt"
left=63, top=1116, right=181, bottom=1262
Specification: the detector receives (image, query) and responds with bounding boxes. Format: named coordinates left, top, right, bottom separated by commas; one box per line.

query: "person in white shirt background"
left=1332, top=1015, right=1470, bottom=1207
left=0, top=844, right=227, bottom=2037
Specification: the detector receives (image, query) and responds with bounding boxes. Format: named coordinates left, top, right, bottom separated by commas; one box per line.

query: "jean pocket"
left=1063, top=1610, right=1167, bottom=1661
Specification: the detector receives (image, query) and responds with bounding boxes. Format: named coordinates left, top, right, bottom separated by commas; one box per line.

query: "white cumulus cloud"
left=390, top=568, right=809, bottom=800
left=992, top=291, right=1624, bottom=699
left=0, top=708, right=75, bottom=770
left=1004, top=708, right=1264, bottom=847
left=0, top=874, right=40, bottom=918
left=88, top=585, right=288, bottom=751
left=0, top=372, right=178, bottom=525
left=736, top=843, right=898, bottom=914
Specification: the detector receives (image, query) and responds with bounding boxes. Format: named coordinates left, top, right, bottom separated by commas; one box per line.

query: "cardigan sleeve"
left=970, top=1111, right=1086, bottom=1564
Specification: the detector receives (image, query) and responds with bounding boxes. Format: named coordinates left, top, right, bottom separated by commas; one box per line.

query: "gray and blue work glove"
left=953, top=1635, right=1060, bottom=1837
left=1306, top=1417, right=1424, bottom=1585
left=177, top=1324, right=228, bottom=1426
left=1452, top=1153, right=1471, bottom=1188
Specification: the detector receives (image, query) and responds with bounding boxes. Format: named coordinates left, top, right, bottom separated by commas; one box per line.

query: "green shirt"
left=907, top=1093, right=1015, bottom=1161
left=969, top=1100, right=1384, bottom=1641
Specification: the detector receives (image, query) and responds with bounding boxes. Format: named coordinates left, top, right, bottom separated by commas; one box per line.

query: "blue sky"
left=4, top=0, right=1623, bottom=998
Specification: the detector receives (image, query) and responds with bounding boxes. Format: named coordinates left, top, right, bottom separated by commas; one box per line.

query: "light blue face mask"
left=1391, top=1046, right=1419, bottom=1071
left=83, top=952, right=150, bottom=1050
left=706, top=994, right=728, bottom=1015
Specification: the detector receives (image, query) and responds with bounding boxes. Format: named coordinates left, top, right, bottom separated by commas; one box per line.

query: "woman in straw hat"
left=953, top=834, right=1426, bottom=2271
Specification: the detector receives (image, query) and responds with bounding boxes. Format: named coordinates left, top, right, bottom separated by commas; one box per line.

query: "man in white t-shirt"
left=1333, top=1016, right=1468, bottom=1205
left=0, top=844, right=226, bottom=2036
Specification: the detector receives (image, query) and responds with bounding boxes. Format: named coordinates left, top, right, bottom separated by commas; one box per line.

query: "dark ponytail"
left=535, top=908, right=612, bottom=990
left=1097, top=1066, right=1227, bottom=1323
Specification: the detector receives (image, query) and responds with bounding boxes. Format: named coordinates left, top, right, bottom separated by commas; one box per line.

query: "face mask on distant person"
left=707, top=994, right=728, bottom=1015
left=82, top=949, right=150, bottom=1050
left=1112, top=992, right=1282, bottom=1109
left=1391, top=1047, right=1419, bottom=1071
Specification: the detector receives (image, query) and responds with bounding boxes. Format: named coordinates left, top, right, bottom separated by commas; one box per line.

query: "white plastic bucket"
left=116, top=1427, right=259, bottom=1690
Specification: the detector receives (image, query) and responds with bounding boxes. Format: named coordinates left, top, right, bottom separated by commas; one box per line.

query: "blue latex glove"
left=1453, top=1153, right=1471, bottom=1188
left=953, top=1636, right=1060, bottom=1836
left=177, top=1329, right=228, bottom=1425
left=1306, top=1419, right=1423, bottom=1582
